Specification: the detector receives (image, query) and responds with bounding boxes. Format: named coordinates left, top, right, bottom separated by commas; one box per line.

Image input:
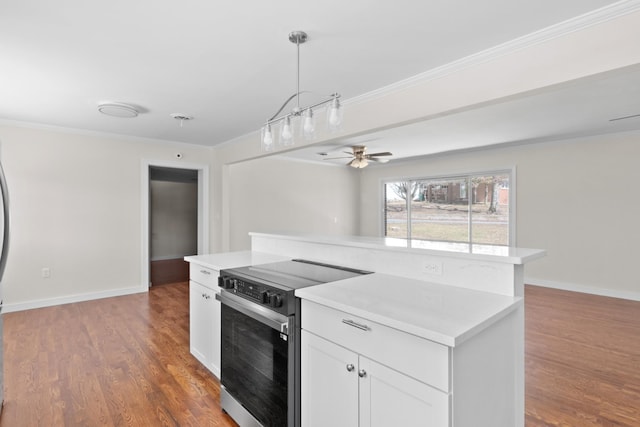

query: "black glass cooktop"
left=223, top=259, right=372, bottom=291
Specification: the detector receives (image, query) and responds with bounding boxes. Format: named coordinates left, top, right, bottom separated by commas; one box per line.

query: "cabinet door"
left=189, top=280, right=214, bottom=369
left=359, top=357, right=449, bottom=427
left=301, top=331, right=358, bottom=427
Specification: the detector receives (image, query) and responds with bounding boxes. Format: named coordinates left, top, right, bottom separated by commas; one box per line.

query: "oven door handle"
left=216, top=291, right=290, bottom=335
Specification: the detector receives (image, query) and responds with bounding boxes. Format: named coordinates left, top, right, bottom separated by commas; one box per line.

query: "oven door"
left=218, top=290, right=293, bottom=427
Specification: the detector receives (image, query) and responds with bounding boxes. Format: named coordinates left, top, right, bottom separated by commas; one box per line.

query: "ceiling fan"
left=324, top=145, right=393, bottom=168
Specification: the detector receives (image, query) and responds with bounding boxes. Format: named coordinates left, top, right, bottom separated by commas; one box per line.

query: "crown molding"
left=346, top=0, right=640, bottom=106
left=0, top=118, right=213, bottom=150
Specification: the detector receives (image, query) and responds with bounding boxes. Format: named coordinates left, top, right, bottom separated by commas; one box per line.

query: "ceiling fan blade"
left=369, top=157, right=390, bottom=163
left=366, top=152, right=393, bottom=157
left=323, top=156, right=353, bottom=160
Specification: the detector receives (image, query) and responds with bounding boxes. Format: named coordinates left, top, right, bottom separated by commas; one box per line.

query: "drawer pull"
left=358, top=369, right=367, bottom=378
left=346, top=364, right=355, bottom=372
left=200, top=269, right=211, bottom=275
left=342, top=319, right=370, bottom=331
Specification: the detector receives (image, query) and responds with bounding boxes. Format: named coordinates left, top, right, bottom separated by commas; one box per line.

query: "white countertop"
left=184, top=251, right=288, bottom=271
left=295, top=273, right=522, bottom=347
left=250, top=232, right=546, bottom=265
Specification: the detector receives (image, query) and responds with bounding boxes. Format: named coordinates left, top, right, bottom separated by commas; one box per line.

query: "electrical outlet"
left=423, top=261, right=443, bottom=276
left=42, top=267, right=51, bottom=278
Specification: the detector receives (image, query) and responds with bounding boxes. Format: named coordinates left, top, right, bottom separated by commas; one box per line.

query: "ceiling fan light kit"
left=260, top=30, right=343, bottom=152
left=348, top=157, right=368, bottom=168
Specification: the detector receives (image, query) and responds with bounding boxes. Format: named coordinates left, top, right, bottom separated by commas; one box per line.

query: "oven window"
left=221, top=304, right=289, bottom=426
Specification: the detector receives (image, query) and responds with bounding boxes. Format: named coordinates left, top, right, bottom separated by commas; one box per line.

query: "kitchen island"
left=186, top=234, right=544, bottom=426
left=250, top=233, right=545, bottom=427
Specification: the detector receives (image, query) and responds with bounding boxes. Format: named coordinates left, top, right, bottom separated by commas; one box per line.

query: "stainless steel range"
left=216, top=259, right=371, bottom=427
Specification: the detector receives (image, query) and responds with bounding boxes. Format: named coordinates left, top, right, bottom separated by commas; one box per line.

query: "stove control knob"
left=269, top=293, right=283, bottom=308
left=222, top=278, right=235, bottom=289
left=260, top=290, right=270, bottom=304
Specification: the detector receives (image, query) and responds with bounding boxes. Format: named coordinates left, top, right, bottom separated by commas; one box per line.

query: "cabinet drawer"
left=302, top=300, right=450, bottom=392
left=189, top=263, right=218, bottom=290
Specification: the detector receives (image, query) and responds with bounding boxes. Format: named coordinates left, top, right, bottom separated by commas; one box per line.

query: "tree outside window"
left=384, top=172, right=511, bottom=246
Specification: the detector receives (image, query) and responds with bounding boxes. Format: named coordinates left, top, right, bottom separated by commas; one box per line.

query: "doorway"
left=149, top=166, right=197, bottom=285
left=141, top=160, right=209, bottom=290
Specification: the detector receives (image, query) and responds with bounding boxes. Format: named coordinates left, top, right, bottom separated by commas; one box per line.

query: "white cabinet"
left=360, top=356, right=449, bottom=427
left=300, top=298, right=519, bottom=427
left=302, top=330, right=358, bottom=427
left=302, top=330, right=448, bottom=427
left=188, top=263, right=221, bottom=377
left=301, top=301, right=449, bottom=427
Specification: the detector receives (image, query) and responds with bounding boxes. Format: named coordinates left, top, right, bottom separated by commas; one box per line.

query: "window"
left=384, top=171, right=512, bottom=246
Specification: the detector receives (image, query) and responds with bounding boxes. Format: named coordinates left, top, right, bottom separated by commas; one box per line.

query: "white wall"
left=0, top=124, right=213, bottom=311
left=150, top=180, right=198, bottom=260
left=226, top=156, right=359, bottom=250
left=358, top=132, right=640, bottom=299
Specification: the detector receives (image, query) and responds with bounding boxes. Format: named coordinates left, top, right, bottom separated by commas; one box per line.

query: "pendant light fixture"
left=261, top=31, right=343, bottom=151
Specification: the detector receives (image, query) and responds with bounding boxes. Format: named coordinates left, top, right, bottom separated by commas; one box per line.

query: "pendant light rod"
left=296, top=35, right=300, bottom=113
left=291, top=31, right=306, bottom=116
left=292, top=31, right=306, bottom=114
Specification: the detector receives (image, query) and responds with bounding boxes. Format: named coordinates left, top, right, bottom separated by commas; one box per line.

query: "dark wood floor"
left=1, top=282, right=237, bottom=427
left=525, top=286, right=640, bottom=427
left=150, top=258, right=189, bottom=286
left=1, top=283, right=638, bottom=426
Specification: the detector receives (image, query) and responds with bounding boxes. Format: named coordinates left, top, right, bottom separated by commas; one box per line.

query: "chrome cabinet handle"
left=358, top=369, right=367, bottom=378
left=200, top=269, right=211, bottom=275
left=346, top=364, right=355, bottom=372
left=342, top=319, right=370, bottom=331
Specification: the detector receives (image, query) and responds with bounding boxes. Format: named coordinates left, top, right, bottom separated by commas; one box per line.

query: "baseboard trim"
left=526, top=277, right=640, bottom=302
left=3, top=285, right=148, bottom=313
left=6, top=279, right=637, bottom=312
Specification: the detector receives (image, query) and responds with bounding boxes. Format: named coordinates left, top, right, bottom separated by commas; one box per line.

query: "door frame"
left=141, top=159, right=210, bottom=289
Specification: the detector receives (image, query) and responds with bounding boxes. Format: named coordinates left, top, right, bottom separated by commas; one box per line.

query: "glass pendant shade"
left=261, top=124, right=274, bottom=151
left=301, top=108, right=315, bottom=139
left=280, top=116, right=294, bottom=146
left=327, top=97, right=343, bottom=131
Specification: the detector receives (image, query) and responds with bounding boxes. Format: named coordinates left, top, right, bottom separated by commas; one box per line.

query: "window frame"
left=380, top=167, right=516, bottom=247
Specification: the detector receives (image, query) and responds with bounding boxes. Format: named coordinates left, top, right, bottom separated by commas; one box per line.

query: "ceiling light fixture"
left=261, top=31, right=343, bottom=152
left=97, top=102, right=139, bottom=118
